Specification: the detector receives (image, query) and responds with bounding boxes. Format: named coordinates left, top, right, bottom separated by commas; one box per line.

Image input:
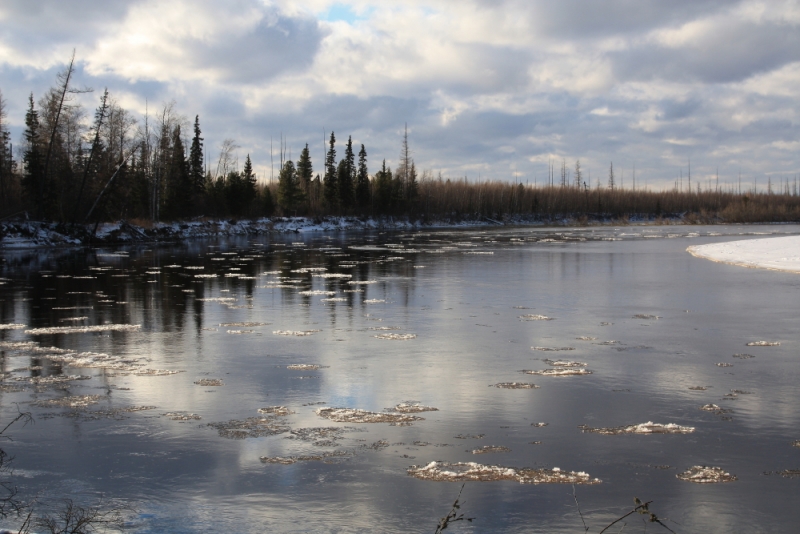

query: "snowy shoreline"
left=687, top=236, right=800, bottom=274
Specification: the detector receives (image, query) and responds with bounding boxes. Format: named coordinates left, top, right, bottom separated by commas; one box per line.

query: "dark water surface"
left=1, top=224, right=799, bottom=533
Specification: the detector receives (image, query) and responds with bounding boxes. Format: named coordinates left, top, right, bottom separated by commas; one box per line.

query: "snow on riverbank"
left=0, top=216, right=497, bottom=249
left=687, top=235, right=800, bottom=273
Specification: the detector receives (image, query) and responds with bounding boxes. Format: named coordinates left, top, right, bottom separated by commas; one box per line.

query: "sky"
left=1, top=0, right=799, bottom=190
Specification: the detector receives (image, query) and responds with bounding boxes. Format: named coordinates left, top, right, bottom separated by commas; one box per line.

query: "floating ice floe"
left=194, top=379, right=223, bottom=386
left=292, top=267, right=327, bottom=273
left=472, top=446, right=511, bottom=454
left=287, top=364, right=328, bottom=371
left=24, top=324, right=141, bottom=335
left=575, top=336, right=597, bottom=341
left=219, top=322, right=269, bottom=327
left=14, top=375, right=91, bottom=384
left=533, top=347, right=575, bottom=352
left=632, top=314, right=660, bottom=320
left=288, top=426, right=360, bottom=444
left=369, top=326, right=400, bottom=331
left=374, top=333, right=416, bottom=340
left=732, top=353, right=755, bottom=359
left=531, top=422, right=548, bottom=427
left=321, top=298, right=347, bottom=302
left=392, top=402, right=438, bottom=413
left=716, top=363, right=733, bottom=367
left=688, top=386, right=709, bottom=391
left=464, top=251, right=494, bottom=255
left=541, top=359, right=586, bottom=367
left=299, top=290, right=336, bottom=296
left=348, top=280, right=377, bottom=285
left=273, top=330, right=320, bottom=336
left=792, top=440, right=800, bottom=448
left=34, top=395, right=103, bottom=409
left=196, top=297, right=236, bottom=302
left=260, top=451, right=349, bottom=464
left=522, top=368, right=592, bottom=376
left=491, top=383, right=539, bottom=389
left=209, top=417, right=291, bottom=439
left=134, top=369, right=184, bottom=376
left=258, top=406, right=294, bottom=416
left=313, top=273, right=352, bottom=279
left=315, top=407, right=424, bottom=424
left=47, top=351, right=144, bottom=371
left=519, top=314, right=553, bottom=321
left=746, top=341, right=780, bottom=346
left=676, top=466, right=737, bottom=483
left=578, top=422, right=695, bottom=435
left=0, top=324, right=25, bottom=330
left=163, top=412, right=202, bottom=421
left=407, top=461, right=601, bottom=484
left=700, top=404, right=731, bottom=416
left=363, top=299, right=386, bottom=304
left=194, top=274, right=217, bottom=279
left=227, top=330, right=255, bottom=335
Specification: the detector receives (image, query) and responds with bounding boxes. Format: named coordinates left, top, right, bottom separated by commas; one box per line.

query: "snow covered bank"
left=687, top=235, right=800, bottom=273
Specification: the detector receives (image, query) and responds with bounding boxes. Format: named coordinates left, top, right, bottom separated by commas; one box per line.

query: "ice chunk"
left=25, top=324, right=141, bottom=335
left=374, top=333, right=416, bottom=340
left=521, top=368, right=592, bottom=376
left=578, top=421, right=695, bottom=435
left=472, top=446, right=511, bottom=454
left=273, top=330, right=320, bottom=336
left=491, top=383, right=539, bottom=389
left=315, top=407, right=423, bottom=424
left=392, top=402, right=438, bottom=413
left=746, top=341, right=780, bottom=346
left=676, top=466, right=736, bottom=483
left=519, top=314, right=553, bottom=321
left=194, top=379, right=223, bottom=386
left=407, top=461, right=601, bottom=484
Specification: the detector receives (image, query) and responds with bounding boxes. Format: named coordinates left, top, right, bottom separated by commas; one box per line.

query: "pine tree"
left=22, top=93, right=44, bottom=213
left=338, top=136, right=355, bottom=211
left=355, top=144, right=370, bottom=213
left=297, top=143, right=313, bottom=198
left=323, top=132, right=337, bottom=211
left=189, top=115, right=204, bottom=196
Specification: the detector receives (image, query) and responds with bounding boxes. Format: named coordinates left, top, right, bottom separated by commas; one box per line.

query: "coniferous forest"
left=2, top=59, right=800, bottom=227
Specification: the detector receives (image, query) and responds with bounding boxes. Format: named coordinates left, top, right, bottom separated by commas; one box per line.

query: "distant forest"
left=2, top=56, right=800, bottom=225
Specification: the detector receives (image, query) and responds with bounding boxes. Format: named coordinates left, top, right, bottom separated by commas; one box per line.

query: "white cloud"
left=0, top=0, right=797, bottom=188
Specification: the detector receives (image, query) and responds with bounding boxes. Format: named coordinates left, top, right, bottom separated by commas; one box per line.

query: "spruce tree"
left=297, top=143, right=313, bottom=197
left=165, top=125, right=191, bottom=218
left=323, top=132, right=337, bottom=211
left=243, top=154, right=257, bottom=197
left=278, top=160, right=304, bottom=214
left=374, top=160, right=393, bottom=213
left=355, top=144, right=370, bottom=213
left=189, top=115, right=204, bottom=196
left=338, top=136, right=355, bottom=211
left=22, top=93, right=44, bottom=213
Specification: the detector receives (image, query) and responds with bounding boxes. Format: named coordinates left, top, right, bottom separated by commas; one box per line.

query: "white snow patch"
left=688, top=236, right=800, bottom=273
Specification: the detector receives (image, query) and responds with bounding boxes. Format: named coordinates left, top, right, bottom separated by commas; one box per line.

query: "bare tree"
left=216, top=138, right=239, bottom=178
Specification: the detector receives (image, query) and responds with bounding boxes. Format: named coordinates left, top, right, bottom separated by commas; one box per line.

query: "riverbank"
left=0, top=212, right=791, bottom=249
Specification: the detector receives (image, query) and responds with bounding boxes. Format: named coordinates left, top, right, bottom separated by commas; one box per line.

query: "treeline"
left=1, top=57, right=799, bottom=225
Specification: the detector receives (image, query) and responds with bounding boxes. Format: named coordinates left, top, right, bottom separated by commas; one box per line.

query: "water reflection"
left=0, top=224, right=799, bottom=532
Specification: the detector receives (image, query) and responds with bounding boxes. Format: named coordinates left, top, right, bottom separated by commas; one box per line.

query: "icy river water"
left=1, top=224, right=800, bottom=533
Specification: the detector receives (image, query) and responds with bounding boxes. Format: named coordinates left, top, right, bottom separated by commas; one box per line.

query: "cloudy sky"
left=1, top=0, right=798, bottom=190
